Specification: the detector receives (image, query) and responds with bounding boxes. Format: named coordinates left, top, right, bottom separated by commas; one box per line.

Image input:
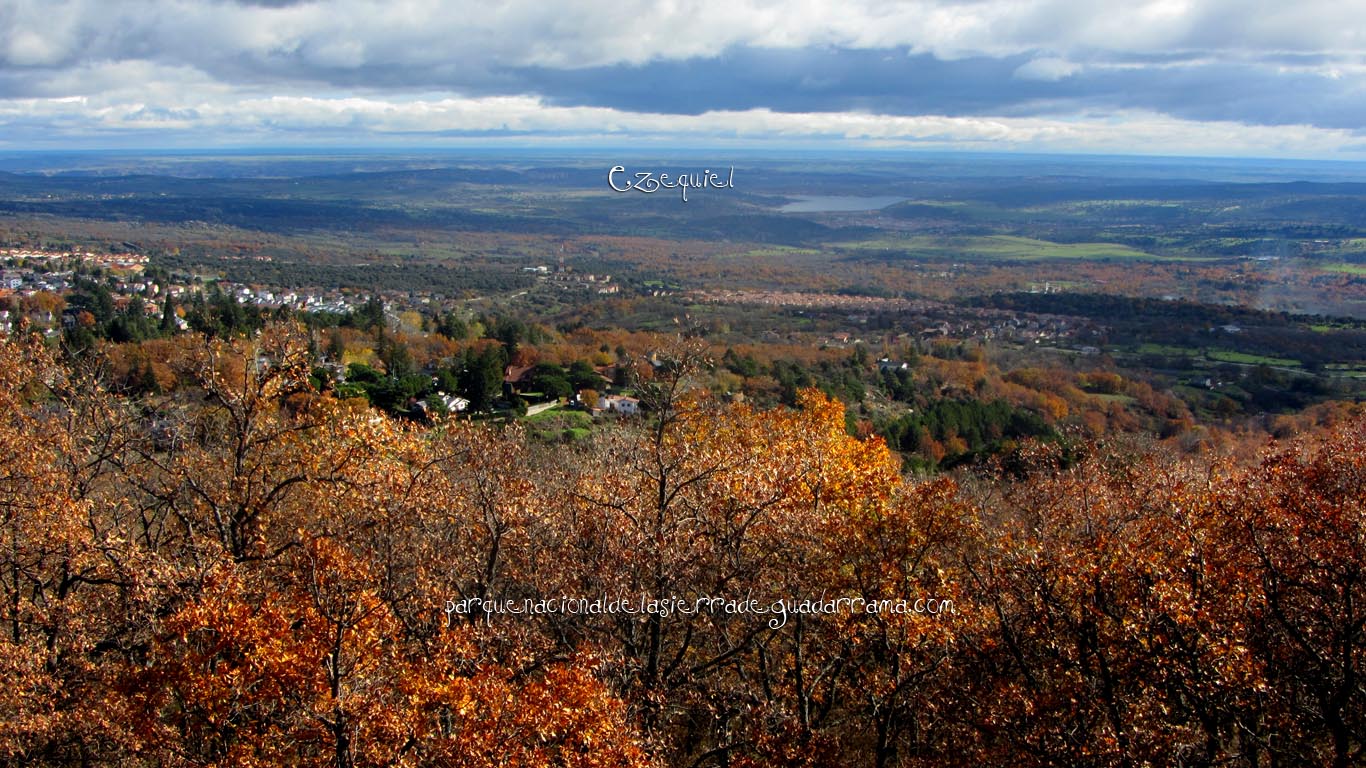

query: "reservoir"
left=778, top=195, right=906, bottom=213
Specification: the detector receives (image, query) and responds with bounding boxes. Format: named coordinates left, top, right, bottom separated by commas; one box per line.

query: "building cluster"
left=1, top=250, right=159, bottom=335
left=5, top=248, right=649, bottom=342
left=531, top=265, right=619, bottom=294
left=0, top=248, right=397, bottom=335
left=695, top=289, right=922, bottom=312
left=693, top=288, right=1106, bottom=352
left=223, top=284, right=370, bottom=315
left=820, top=309, right=1101, bottom=350
left=1, top=249, right=150, bottom=297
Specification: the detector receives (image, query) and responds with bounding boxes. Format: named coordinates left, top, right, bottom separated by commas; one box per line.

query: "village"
left=1, top=248, right=377, bottom=336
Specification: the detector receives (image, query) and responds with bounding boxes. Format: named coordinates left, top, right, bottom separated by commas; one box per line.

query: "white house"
left=434, top=393, right=470, bottom=413
left=599, top=394, right=640, bottom=416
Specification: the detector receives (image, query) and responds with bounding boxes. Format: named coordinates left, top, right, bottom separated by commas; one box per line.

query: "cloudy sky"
left=2, top=0, right=1364, bottom=157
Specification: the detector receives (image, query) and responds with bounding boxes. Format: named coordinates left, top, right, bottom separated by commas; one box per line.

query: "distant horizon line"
left=3, top=145, right=1366, bottom=167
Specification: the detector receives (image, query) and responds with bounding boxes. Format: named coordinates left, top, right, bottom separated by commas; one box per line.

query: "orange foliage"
left=1, top=324, right=1365, bottom=767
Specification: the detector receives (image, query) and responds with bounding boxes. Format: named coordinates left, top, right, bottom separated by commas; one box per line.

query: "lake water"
left=778, top=195, right=906, bottom=213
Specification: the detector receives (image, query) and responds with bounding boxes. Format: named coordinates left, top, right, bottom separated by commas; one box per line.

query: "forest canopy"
left=1, top=324, right=1364, bottom=767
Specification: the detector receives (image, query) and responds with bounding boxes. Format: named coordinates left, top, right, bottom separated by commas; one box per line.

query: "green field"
left=1135, top=343, right=1199, bottom=356
left=1320, top=262, right=1366, bottom=276
left=834, top=234, right=1200, bottom=261
left=1206, top=350, right=1301, bottom=367
left=739, top=246, right=822, bottom=259
left=1132, top=344, right=1301, bottom=368
left=1093, top=393, right=1137, bottom=405
left=522, top=408, right=595, bottom=442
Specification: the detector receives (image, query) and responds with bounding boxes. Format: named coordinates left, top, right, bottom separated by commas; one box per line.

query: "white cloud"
left=0, top=81, right=1359, bottom=158
left=1013, top=57, right=1081, bottom=81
